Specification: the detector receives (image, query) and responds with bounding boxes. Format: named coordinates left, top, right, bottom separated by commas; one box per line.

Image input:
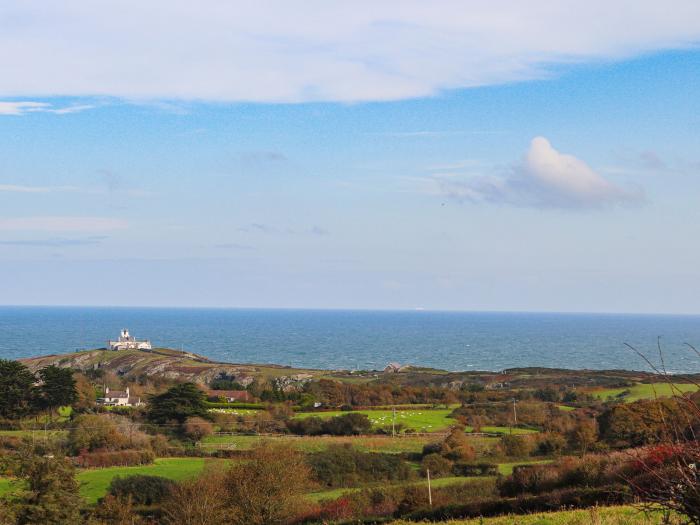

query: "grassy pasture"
left=390, top=505, right=682, bottom=524
left=0, top=458, right=214, bottom=504
left=309, top=475, right=493, bottom=502
left=592, top=382, right=698, bottom=402
left=201, top=433, right=503, bottom=454
left=76, top=457, right=212, bottom=503
left=293, top=408, right=456, bottom=432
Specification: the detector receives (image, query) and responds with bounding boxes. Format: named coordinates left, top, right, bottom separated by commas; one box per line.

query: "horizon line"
left=1, top=304, right=700, bottom=317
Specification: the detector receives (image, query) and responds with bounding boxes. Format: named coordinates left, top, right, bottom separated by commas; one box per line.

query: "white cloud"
left=0, top=2, right=699, bottom=102
left=0, top=184, right=92, bottom=193
left=0, top=102, right=50, bottom=115
left=436, top=137, right=643, bottom=209
left=0, top=101, right=94, bottom=116
left=0, top=217, right=128, bottom=232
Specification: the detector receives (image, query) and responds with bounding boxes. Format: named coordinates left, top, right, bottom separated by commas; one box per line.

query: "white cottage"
left=108, top=329, right=152, bottom=351
left=98, top=386, right=142, bottom=407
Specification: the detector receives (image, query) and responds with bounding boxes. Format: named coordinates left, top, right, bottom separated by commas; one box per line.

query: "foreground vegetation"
left=2, top=349, right=700, bottom=524
left=390, top=505, right=682, bottom=524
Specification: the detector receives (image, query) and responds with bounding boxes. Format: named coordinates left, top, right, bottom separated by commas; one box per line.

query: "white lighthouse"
left=108, top=329, right=152, bottom=351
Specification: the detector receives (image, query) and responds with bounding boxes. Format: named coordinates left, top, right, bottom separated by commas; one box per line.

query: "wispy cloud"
left=1, top=3, right=700, bottom=102
left=0, top=236, right=107, bottom=247
left=0, top=217, right=128, bottom=232
left=0, top=184, right=95, bottom=194
left=239, top=151, right=287, bottom=163
left=214, top=242, right=256, bottom=250
left=237, top=223, right=331, bottom=236
left=434, top=137, right=644, bottom=210
left=0, top=101, right=94, bottom=116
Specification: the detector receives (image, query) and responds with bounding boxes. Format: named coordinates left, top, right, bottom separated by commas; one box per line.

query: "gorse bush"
left=73, top=449, right=154, bottom=468
left=315, top=478, right=499, bottom=521
left=308, top=443, right=413, bottom=487
left=107, top=474, right=175, bottom=506
left=286, top=412, right=373, bottom=436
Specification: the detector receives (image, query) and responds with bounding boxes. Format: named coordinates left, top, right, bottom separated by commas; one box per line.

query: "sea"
left=1, top=306, right=700, bottom=374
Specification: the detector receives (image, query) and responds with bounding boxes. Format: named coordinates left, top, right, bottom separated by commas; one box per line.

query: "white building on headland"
left=98, top=386, right=142, bottom=407
left=108, top=329, right=152, bottom=351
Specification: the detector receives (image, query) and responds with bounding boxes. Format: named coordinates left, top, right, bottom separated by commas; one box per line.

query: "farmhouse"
left=206, top=390, right=252, bottom=403
left=108, top=329, right=152, bottom=351
left=98, top=386, right=143, bottom=407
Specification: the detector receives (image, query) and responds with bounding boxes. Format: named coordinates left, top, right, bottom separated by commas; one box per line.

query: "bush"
left=404, top=485, right=631, bottom=521
left=287, top=413, right=373, bottom=436
left=441, top=428, right=476, bottom=461
left=534, top=432, right=567, bottom=456
left=320, top=413, right=373, bottom=435
left=68, top=414, right=126, bottom=454
left=420, top=453, right=453, bottom=478
left=309, top=444, right=414, bottom=487
left=452, top=462, right=498, bottom=477
left=500, top=434, right=531, bottom=457
left=183, top=416, right=213, bottom=443
left=74, top=450, right=154, bottom=468
left=107, top=475, right=175, bottom=505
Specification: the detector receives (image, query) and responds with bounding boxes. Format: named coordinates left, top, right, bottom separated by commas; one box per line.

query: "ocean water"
left=1, top=306, right=700, bottom=373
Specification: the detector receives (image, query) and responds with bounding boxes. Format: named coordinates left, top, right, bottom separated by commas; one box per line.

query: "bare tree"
left=162, top=469, right=230, bottom=525
left=622, top=341, right=700, bottom=524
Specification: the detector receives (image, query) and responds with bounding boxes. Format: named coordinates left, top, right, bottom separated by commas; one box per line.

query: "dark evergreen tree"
left=0, top=359, right=37, bottom=420
left=147, top=382, right=210, bottom=424
left=16, top=455, right=82, bottom=525
left=36, top=366, right=77, bottom=413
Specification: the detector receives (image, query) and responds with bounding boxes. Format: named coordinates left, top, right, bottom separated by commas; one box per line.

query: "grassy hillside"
left=0, top=458, right=214, bottom=505
left=390, top=505, right=681, bottom=524
left=20, top=347, right=331, bottom=385
left=592, top=382, right=698, bottom=402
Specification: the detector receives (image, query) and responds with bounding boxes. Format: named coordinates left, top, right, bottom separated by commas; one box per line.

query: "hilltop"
left=19, top=347, right=331, bottom=386
left=18, top=347, right=699, bottom=392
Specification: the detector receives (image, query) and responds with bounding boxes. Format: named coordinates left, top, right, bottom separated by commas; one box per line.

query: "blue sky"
left=1, top=2, right=700, bottom=312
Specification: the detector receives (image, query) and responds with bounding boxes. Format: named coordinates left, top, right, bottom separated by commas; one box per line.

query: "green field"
left=200, top=433, right=501, bottom=454
left=293, top=408, right=455, bottom=432
left=76, top=457, right=212, bottom=503
left=309, top=475, right=492, bottom=502
left=390, top=505, right=681, bottom=524
left=592, top=382, right=699, bottom=402
left=0, top=458, right=213, bottom=504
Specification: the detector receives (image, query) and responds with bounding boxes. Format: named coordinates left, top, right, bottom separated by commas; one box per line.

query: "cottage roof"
left=106, top=390, right=128, bottom=398
left=207, top=390, right=250, bottom=400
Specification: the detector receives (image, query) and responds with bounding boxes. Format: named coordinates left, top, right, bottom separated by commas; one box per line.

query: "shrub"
left=534, top=432, right=567, bottom=456
left=441, top=428, right=476, bottom=461
left=287, top=413, right=373, bottom=436
left=404, top=485, right=631, bottom=521
left=452, top=462, right=498, bottom=477
left=74, top=450, right=154, bottom=468
left=420, top=453, right=453, bottom=478
left=309, top=444, right=413, bottom=487
left=500, top=434, right=531, bottom=457
left=183, top=416, right=213, bottom=443
left=108, top=475, right=175, bottom=505
left=68, top=414, right=126, bottom=454
left=321, top=413, right=373, bottom=435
